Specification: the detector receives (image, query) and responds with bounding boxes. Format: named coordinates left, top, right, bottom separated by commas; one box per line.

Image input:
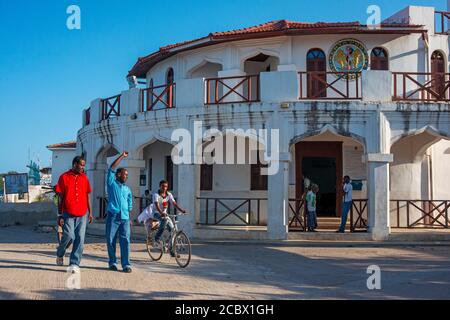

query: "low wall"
left=0, top=202, right=57, bottom=226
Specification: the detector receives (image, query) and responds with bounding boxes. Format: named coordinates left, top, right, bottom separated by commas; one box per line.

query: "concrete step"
left=389, top=231, right=450, bottom=242
left=288, top=232, right=372, bottom=241
left=193, top=226, right=268, bottom=241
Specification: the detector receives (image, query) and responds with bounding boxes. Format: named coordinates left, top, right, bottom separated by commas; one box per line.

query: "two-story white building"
left=77, top=4, right=450, bottom=241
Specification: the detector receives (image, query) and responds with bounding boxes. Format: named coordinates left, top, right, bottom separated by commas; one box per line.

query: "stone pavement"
left=0, top=225, right=449, bottom=300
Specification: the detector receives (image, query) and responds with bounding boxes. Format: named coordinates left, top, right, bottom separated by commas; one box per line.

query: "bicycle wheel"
left=174, top=231, right=191, bottom=268
left=146, top=231, right=163, bottom=261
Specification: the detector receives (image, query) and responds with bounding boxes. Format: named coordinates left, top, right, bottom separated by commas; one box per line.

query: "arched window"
left=371, top=47, right=389, bottom=70
left=306, top=49, right=326, bottom=98
left=431, top=51, right=446, bottom=99
left=166, top=68, right=174, bottom=85
left=166, top=68, right=174, bottom=107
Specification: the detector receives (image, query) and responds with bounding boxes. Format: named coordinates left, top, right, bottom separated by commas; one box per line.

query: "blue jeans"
left=56, top=212, right=88, bottom=266
left=339, top=201, right=352, bottom=232
left=106, top=212, right=131, bottom=269
left=154, top=212, right=174, bottom=251
left=307, top=210, right=317, bottom=230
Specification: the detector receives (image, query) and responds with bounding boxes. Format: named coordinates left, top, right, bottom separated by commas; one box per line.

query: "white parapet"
left=119, top=88, right=141, bottom=116
left=260, top=71, right=299, bottom=103
left=362, top=70, right=392, bottom=102
left=89, top=98, right=103, bottom=123
left=176, top=78, right=205, bottom=108
left=82, top=108, right=87, bottom=127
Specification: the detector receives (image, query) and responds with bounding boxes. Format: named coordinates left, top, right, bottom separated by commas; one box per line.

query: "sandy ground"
left=0, top=225, right=449, bottom=300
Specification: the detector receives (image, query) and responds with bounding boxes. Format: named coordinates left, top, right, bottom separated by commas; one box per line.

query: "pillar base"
left=370, top=226, right=390, bottom=241
left=267, top=226, right=289, bottom=241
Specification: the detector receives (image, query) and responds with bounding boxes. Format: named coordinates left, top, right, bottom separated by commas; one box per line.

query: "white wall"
left=50, top=149, right=77, bottom=186
left=430, top=139, right=450, bottom=200
left=143, top=141, right=179, bottom=196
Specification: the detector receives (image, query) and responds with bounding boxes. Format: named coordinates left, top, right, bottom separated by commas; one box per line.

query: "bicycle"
left=146, top=213, right=192, bottom=268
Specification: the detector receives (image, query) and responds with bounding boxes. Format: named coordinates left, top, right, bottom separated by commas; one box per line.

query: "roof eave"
left=128, top=26, right=426, bottom=78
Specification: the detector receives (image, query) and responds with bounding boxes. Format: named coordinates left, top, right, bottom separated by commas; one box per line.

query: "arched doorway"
left=198, top=132, right=268, bottom=226
left=94, top=144, right=120, bottom=219
left=306, top=49, right=327, bottom=98
left=242, top=53, right=280, bottom=102
left=290, top=130, right=367, bottom=231
left=389, top=130, right=450, bottom=228
left=431, top=51, right=446, bottom=99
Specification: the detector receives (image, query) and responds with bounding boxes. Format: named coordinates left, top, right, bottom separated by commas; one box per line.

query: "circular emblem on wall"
left=329, top=39, right=369, bottom=80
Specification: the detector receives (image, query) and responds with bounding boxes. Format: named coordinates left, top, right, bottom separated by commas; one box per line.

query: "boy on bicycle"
left=138, top=180, right=186, bottom=256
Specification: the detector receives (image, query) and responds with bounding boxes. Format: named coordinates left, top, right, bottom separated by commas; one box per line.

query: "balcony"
left=298, top=71, right=362, bottom=100
left=140, top=83, right=176, bottom=111
left=82, top=70, right=450, bottom=127
left=393, top=72, right=450, bottom=102
left=204, top=75, right=260, bottom=105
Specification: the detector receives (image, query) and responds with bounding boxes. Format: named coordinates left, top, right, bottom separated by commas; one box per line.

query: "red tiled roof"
left=128, top=19, right=424, bottom=78
left=47, top=141, right=77, bottom=150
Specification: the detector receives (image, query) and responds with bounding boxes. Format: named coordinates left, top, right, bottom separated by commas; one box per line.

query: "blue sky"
left=0, top=0, right=446, bottom=173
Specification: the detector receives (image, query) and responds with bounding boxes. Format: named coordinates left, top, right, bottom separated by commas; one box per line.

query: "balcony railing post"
left=206, top=79, right=211, bottom=104
left=168, top=84, right=173, bottom=108
left=215, top=79, right=219, bottom=104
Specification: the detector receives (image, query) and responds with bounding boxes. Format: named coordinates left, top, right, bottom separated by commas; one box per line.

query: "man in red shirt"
left=55, top=156, right=93, bottom=273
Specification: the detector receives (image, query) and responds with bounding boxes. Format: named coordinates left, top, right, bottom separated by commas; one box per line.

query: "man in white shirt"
left=337, top=176, right=353, bottom=233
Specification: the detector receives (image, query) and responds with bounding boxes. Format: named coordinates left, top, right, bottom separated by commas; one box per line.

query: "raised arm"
left=111, top=151, right=129, bottom=170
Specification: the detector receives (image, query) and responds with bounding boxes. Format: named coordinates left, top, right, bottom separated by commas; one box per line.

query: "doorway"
left=302, top=157, right=337, bottom=217
left=295, top=141, right=343, bottom=217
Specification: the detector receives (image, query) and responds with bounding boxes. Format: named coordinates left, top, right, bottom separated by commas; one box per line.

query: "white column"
left=176, top=163, right=200, bottom=238
left=267, top=154, right=290, bottom=240
left=121, top=159, right=146, bottom=220
left=366, top=153, right=393, bottom=241
left=85, top=163, right=106, bottom=219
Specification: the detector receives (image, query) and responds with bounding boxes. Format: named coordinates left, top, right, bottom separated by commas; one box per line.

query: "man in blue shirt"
left=105, top=151, right=133, bottom=273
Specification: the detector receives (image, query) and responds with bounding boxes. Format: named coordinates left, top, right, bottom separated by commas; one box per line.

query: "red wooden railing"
left=393, top=72, right=450, bottom=102
left=391, top=200, right=450, bottom=229
left=205, top=75, right=260, bottom=105
left=350, top=199, right=369, bottom=232
left=85, top=108, right=91, bottom=126
left=299, top=71, right=362, bottom=100
left=101, top=94, right=121, bottom=120
left=198, top=197, right=266, bottom=226
left=288, top=198, right=306, bottom=232
left=141, top=83, right=175, bottom=111
left=435, top=11, right=450, bottom=34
